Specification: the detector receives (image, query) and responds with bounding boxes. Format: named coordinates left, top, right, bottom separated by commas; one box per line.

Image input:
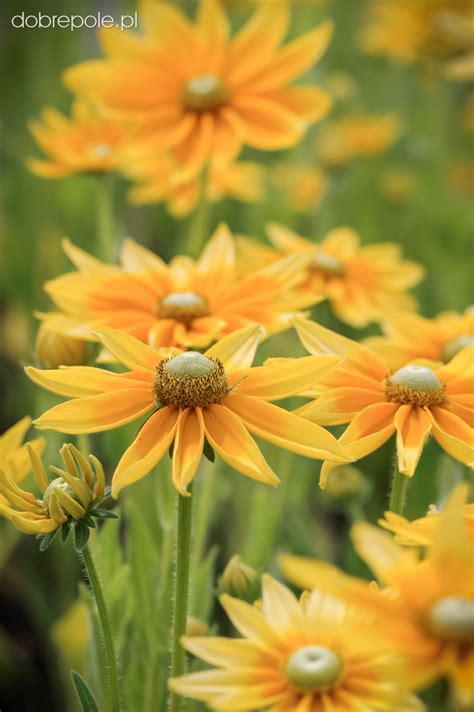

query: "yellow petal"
left=112, top=407, right=179, bottom=497
left=6, top=437, right=45, bottom=484
left=0, top=417, right=32, bottom=462
left=26, top=365, right=150, bottom=398
left=203, top=405, right=279, bottom=485
left=62, top=237, right=108, bottom=274
left=430, top=406, right=474, bottom=467
left=261, top=574, right=303, bottom=631
left=219, top=594, right=281, bottom=649
left=172, top=408, right=204, bottom=495
left=394, top=405, right=433, bottom=475
left=95, top=327, right=160, bottom=371
left=225, top=393, right=350, bottom=462
left=119, top=238, right=168, bottom=274
left=181, top=636, right=261, bottom=669
left=351, top=522, right=418, bottom=585
left=205, top=324, right=263, bottom=373
left=34, top=389, right=154, bottom=434
left=266, top=222, right=311, bottom=252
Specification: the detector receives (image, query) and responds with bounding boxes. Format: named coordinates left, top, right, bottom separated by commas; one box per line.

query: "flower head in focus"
left=169, top=574, right=422, bottom=711
left=26, top=325, right=349, bottom=497
left=0, top=441, right=113, bottom=550
left=239, top=224, right=424, bottom=328
left=27, top=100, right=132, bottom=178
left=292, top=317, right=474, bottom=485
left=282, top=485, right=474, bottom=708
left=316, top=114, right=401, bottom=167
left=40, top=224, right=317, bottom=350
left=0, top=417, right=45, bottom=490
left=63, top=0, right=333, bottom=176
left=366, top=307, right=474, bottom=369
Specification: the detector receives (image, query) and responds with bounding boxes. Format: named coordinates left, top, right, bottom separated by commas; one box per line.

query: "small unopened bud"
left=219, top=555, right=260, bottom=602
left=324, top=465, right=370, bottom=504
left=36, top=323, right=87, bottom=368
left=186, top=616, right=209, bottom=637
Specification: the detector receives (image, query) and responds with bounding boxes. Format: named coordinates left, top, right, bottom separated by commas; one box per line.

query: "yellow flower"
left=239, top=224, right=424, bottom=328
left=292, top=317, right=474, bottom=485
left=379, top=501, right=474, bottom=547
left=27, top=100, right=132, bottom=178
left=0, top=417, right=45, bottom=489
left=63, top=0, right=333, bottom=176
left=359, top=0, right=473, bottom=65
left=271, top=164, right=328, bottom=214
left=366, top=307, right=474, bottom=369
left=125, top=156, right=266, bottom=216
left=169, top=574, right=422, bottom=711
left=36, top=322, right=88, bottom=369
left=26, top=325, right=349, bottom=497
left=0, top=442, right=105, bottom=535
left=40, top=224, right=317, bottom=350
left=380, top=168, right=416, bottom=204
left=281, top=485, right=474, bottom=708
left=316, top=114, right=401, bottom=167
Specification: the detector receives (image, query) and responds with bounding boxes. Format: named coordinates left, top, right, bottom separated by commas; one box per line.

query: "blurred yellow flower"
left=272, top=164, right=328, bottom=214
left=317, top=114, right=401, bottom=167
left=125, top=156, right=266, bottom=216
left=0, top=417, right=44, bottom=489
left=27, top=100, right=132, bottom=178
left=64, top=0, right=333, bottom=176
left=0, top=443, right=105, bottom=535
left=366, top=307, right=474, bottom=368
left=282, top=485, right=474, bottom=708
left=380, top=168, right=416, bottom=203
left=446, top=52, right=474, bottom=81
left=170, top=574, right=422, bottom=711
left=359, top=0, right=473, bottom=65
left=40, top=224, right=317, bottom=350
left=292, top=317, right=474, bottom=485
left=26, top=325, right=349, bottom=497
left=239, top=223, right=424, bottom=327
left=36, top=322, right=88, bottom=369
left=379, top=501, right=474, bottom=547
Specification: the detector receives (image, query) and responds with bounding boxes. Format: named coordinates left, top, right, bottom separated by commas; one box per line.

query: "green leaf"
left=38, top=528, right=59, bottom=552
left=71, top=671, right=100, bottom=712
left=61, top=521, right=71, bottom=544
left=73, top=520, right=90, bottom=552
left=90, top=508, right=120, bottom=520
left=203, top=439, right=215, bottom=463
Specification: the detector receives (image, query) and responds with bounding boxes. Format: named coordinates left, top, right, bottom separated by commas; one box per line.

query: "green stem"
left=80, top=543, right=122, bottom=712
left=184, top=169, right=210, bottom=257
left=96, top=175, right=115, bottom=261
left=168, top=488, right=194, bottom=712
left=191, top=461, right=216, bottom=577
left=76, top=433, right=90, bottom=456
left=388, top=464, right=409, bottom=515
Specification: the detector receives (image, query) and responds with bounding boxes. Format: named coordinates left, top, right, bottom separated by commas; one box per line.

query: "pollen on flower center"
left=442, top=334, right=474, bottom=362
left=426, top=596, right=474, bottom=644
left=182, top=74, right=229, bottom=111
left=154, top=291, right=210, bottom=324
left=285, top=645, right=343, bottom=693
left=152, top=352, right=229, bottom=409
left=312, top=251, right=344, bottom=276
left=384, top=365, right=446, bottom=407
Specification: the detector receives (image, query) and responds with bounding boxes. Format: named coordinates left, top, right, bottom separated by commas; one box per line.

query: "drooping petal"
left=172, top=408, right=204, bottom=495
left=394, top=405, right=433, bottom=475
left=25, top=365, right=150, bottom=398
left=112, top=407, right=180, bottom=496
left=95, top=328, right=161, bottom=371
left=205, top=324, right=263, bottom=373
left=429, top=406, right=474, bottom=467
left=203, top=404, right=279, bottom=485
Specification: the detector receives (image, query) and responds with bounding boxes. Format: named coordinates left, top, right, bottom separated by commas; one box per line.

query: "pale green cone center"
left=43, top=477, right=76, bottom=506
left=313, top=252, right=344, bottom=276
left=427, top=596, right=474, bottom=644
left=442, top=335, right=474, bottom=362
left=155, top=291, right=210, bottom=323
left=163, top=352, right=216, bottom=378
left=285, top=645, right=343, bottom=693
left=182, top=74, right=229, bottom=111
left=389, top=365, right=442, bottom=391
left=161, top=292, right=207, bottom=310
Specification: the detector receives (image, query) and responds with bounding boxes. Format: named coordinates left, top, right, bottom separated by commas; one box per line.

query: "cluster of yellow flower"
left=2, top=1, right=473, bottom=710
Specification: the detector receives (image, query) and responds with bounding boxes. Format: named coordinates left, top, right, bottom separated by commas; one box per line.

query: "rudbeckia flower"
left=292, top=317, right=474, bottom=485
left=27, top=100, right=132, bottom=178
left=0, top=417, right=45, bottom=490
left=379, top=501, right=474, bottom=546
left=39, top=224, right=317, bottom=350
left=238, top=224, right=424, bottom=328
left=125, top=156, right=266, bottom=216
left=63, top=0, right=333, bottom=175
left=26, top=325, right=350, bottom=497
left=359, top=0, right=473, bottom=65
left=366, top=307, right=474, bottom=369
left=169, top=574, right=422, bottom=711
left=316, top=114, right=401, bottom=167
left=281, top=485, right=474, bottom=708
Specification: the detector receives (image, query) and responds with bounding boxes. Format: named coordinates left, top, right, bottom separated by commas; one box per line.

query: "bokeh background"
left=0, top=1, right=472, bottom=710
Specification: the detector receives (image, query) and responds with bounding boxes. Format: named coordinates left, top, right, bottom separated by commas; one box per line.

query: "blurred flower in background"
left=271, top=164, right=328, bottom=214
left=317, top=114, right=401, bottom=167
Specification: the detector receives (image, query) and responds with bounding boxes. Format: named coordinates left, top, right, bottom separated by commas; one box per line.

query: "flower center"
left=312, top=252, right=344, bottom=276
left=442, top=334, right=474, bottom=362
left=384, top=365, right=446, bottom=407
left=182, top=74, right=229, bottom=111
left=427, top=596, right=474, bottom=644
left=152, top=352, right=229, bottom=409
left=154, top=291, right=210, bottom=324
left=90, top=143, right=111, bottom=158
left=285, top=645, right=343, bottom=693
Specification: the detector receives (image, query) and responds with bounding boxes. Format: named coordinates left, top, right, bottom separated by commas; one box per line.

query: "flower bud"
left=186, top=616, right=209, bottom=637
left=36, top=323, right=87, bottom=368
left=324, top=465, right=371, bottom=504
left=219, top=555, right=260, bottom=602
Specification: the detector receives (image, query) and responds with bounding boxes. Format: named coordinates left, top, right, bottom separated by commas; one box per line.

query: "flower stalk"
left=80, top=543, right=123, bottom=712
left=388, top=462, right=409, bottom=515
left=168, top=486, right=194, bottom=712
left=96, top=174, right=115, bottom=261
